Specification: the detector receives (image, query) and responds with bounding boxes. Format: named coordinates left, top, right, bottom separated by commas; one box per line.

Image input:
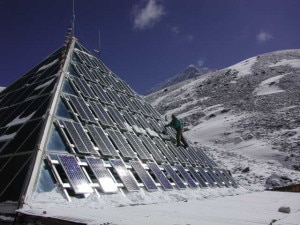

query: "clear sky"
left=0, top=0, right=299, bottom=94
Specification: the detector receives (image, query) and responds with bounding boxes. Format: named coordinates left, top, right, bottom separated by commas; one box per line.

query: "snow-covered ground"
left=11, top=50, right=300, bottom=224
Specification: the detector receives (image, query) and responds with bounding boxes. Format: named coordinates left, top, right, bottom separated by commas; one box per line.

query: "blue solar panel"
left=109, top=159, right=140, bottom=192
left=166, top=142, right=189, bottom=164
left=147, top=162, right=173, bottom=190
left=177, top=147, right=197, bottom=165
left=62, top=120, right=91, bottom=154
left=130, top=160, right=158, bottom=191
left=89, top=101, right=115, bottom=127
left=206, top=168, right=225, bottom=187
left=87, top=125, right=118, bottom=156
left=107, top=129, right=136, bottom=159
left=68, top=95, right=96, bottom=122
left=106, top=106, right=127, bottom=131
left=57, top=154, right=93, bottom=194
left=197, top=167, right=217, bottom=187
left=106, top=89, right=126, bottom=109
left=72, top=77, right=97, bottom=100
left=140, top=136, right=166, bottom=163
left=219, top=169, right=238, bottom=187
left=90, top=83, right=112, bottom=104
left=153, top=138, right=178, bottom=164
left=72, top=122, right=97, bottom=154
left=187, top=166, right=208, bottom=188
left=85, top=157, right=118, bottom=193
left=86, top=125, right=113, bottom=157
left=162, top=164, right=186, bottom=189
left=175, top=165, right=198, bottom=188
left=124, top=132, right=152, bottom=160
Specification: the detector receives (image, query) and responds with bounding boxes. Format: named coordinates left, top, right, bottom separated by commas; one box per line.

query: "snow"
left=227, top=56, right=257, bottom=78
left=0, top=132, right=16, bottom=142
left=253, top=73, right=291, bottom=96
left=6, top=112, right=35, bottom=127
left=34, top=77, right=55, bottom=91
left=269, top=58, right=300, bottom=69
left=18, top=108, right=300, bottom=224
left=37, top=59, right=59, bottom=72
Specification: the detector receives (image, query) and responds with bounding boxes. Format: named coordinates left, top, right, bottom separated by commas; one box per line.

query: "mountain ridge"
left=145, top=49, right=300, bottom=176
left=146, top=65, right=213, bottom=94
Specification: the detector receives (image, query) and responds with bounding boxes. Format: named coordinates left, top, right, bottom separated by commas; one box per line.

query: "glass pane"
left=46, top=126, right=68, bottom=153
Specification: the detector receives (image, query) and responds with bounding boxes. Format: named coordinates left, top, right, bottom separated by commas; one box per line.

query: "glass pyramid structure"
left=0, top=36, right=237, bottom=214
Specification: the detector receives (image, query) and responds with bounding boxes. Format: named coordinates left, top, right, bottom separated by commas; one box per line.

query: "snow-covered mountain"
left=145, top=49, right=300, bottom=189
left=0, top=87, right=5, bottom=92
left=147, top=65, right=212, bottom=94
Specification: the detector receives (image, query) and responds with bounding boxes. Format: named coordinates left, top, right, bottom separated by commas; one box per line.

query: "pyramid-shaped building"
left=0, top=35, right=237, bottom=217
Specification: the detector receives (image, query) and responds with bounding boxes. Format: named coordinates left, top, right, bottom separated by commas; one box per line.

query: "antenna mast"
left=72, top=0, right=75, bottom=36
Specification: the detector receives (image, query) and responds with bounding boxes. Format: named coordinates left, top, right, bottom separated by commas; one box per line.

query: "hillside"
left=145, top=49, right=300, bottom=189
left=146, top=65, right=212, bottom=94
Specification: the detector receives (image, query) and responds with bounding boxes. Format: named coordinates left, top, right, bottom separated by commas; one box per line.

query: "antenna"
left=72, top=0, right=75, bottom=36
left=94, top=30, right=101, bottom=57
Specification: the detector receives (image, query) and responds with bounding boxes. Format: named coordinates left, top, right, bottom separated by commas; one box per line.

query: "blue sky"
left=0, top=0, right=299, bottom=94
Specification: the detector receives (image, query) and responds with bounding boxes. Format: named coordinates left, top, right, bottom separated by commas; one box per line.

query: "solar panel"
left=177, top=147, right=198, bottom=165
left=135, top=114, right=150, bottom=129
left=147, top=162, right=173, bottom=190
left=212, top=168, right=231, bottom=187
left=90, top=69, right=109, bottom=87
left=131, top=99, right=149, bottom=116
left=72, top=77, right=97, bottom=100
left=107, top=129, right=136, bottom=159
left=121, top=94, right=140, bottom=113
left=175, top=165, right=198, bottom=188
left=68, top=95, right=96, bottom=122
left=106, top=89, right=126, bottom=109
left=162, top=164, right=186, bottom=189
left=87, top=125, right=118, bottom=156
left=109, top=159, right=140, bottom=192
left=143, top=101, right=161, bottom=120
left=76, top=64, right=96, bottom=82
left=105, top=76, right=123, bottom=92
left=90, top=83, right=112, bottom=104
left=197, top=167, right=217, bottom=187
left=118, top=79, right=136, bottom=96
left=206, top=168, right=225, bottom=187
left=153, top=138, right=178, bottom=164
left=140, top=136, right=166, bottom=163
left=124, top=132, right=152, bottom=160
left=187, top=166, right=208, bottom=188
left=57, top=154, right=93, bottom=194
left=166, top=141, right=189, bottom=164
left=192, top=146, right=218, bottom=167
left=130, top=160, right=158, bottom=191
left=86, top=125, right=113, bottom=157
left=62, top=120, right=93, bottom=154
left=72, top=122, right=97, bottom=154
left=85, top=157, right=118, bottom=193
left=148, top=118, right=164, bottom=133
left=89, top=101, right=115, bottom=127
left=219, top=169, right=238, bottom=187
left=106, top=106, right=127, bottom=131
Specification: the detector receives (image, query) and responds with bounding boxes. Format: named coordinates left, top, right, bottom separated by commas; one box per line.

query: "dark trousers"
left=176, top=128, right=188, bottom=148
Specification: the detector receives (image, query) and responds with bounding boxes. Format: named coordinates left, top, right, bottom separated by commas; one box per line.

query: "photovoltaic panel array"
left=57, top=154, right=93, bottom=194
left=43, top=40, right=237, bottom=201
left=85, top=156, right=118, bottom=193
left=162, top=164, right=186, bottom=189
left=109, top=159, right=140, bottom=192
left=147, top=162, right=173, bottom=190
left=130, top=160, right=158, bottom=191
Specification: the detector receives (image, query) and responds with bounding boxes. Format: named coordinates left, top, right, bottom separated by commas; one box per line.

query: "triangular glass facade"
left=0, top=37, right=237, bottom=214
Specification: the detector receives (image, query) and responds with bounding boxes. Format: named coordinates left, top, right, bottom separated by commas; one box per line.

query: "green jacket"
left=166, top=117, right=182, bottom=130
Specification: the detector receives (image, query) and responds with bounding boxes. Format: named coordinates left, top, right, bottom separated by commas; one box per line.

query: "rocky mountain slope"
left=146, top=65, right=212, bottom=94
left=145, top=49, right=300, bottom=188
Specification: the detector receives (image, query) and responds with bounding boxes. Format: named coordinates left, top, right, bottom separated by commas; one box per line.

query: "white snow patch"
left=253, top=74, right=290, bottom=96
left=269, top=58, right=300, bottom=68
left=227, top=56, right=257, bottom=78
left=6, top=112, right=35, bottom=127
left=0, top=132, right=17, bottom=142
left=34, top=77, right=55, bottom=91
left=37, top=59, right=59, bottom=72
